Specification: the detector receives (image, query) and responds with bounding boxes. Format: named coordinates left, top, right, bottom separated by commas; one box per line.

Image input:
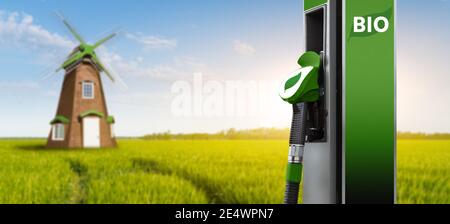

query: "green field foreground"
left=0, top=139, right=448, bottom=204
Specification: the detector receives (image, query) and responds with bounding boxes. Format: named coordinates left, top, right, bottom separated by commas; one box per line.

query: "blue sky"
left=0, top=0, right=449, bottom=137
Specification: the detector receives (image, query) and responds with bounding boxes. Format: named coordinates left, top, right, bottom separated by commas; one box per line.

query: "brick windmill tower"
left=47, top=16, right=117, bottom=148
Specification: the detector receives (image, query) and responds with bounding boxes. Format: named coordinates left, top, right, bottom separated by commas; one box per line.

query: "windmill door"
left=83, top=117, right=100, bottom=148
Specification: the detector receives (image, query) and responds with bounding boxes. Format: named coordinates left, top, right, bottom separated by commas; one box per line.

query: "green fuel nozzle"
left=279, top=51, right=321, bottom=104
left=279, top=51, right=321, bottom=204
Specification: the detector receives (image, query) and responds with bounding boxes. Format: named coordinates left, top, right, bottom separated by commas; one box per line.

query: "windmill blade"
left=56, top=12, right=86, bottom=44
left=92, top=55, right=128, bottom=90
left=93, top=33, right=117, bottom=49
left=100, top=64, right=116, bottom=83
left=41, top=66, right=60, bottom=80
left=108, top=69, right=128, bottom=90
left=55, top=66, right=63, bottom=73
left=40, top=53, right=72, bottom=80
left=92, top=55, right=115, bottom=82
left=41, top=62, right=74, bottom=80
left=93, top=26, right=122, bottom=43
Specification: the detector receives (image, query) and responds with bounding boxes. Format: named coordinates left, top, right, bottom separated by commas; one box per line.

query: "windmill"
left=46, top=14, right=118, bottom=148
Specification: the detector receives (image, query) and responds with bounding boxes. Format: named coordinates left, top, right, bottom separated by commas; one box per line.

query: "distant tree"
left=142, top=130, right=450, bottom=141
left=397, top=132, right=450, bottom=140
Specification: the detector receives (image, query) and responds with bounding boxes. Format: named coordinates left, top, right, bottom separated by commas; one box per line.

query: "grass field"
left=0, top=139, right=448, bottom=204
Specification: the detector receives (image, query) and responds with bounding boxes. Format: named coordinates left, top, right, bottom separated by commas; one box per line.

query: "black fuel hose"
left=284, top=103, right=307, bottom=204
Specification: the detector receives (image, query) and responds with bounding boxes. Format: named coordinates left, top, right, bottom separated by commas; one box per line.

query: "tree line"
left=142, top=128, right=290, bottom=140
left=142, top=129, right=450, bottom=140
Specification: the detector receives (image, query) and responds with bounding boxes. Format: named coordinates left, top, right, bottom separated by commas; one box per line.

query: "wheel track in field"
left=131, top=158, right=234, bottom=204
left=67, top=159, right=89, bottom=204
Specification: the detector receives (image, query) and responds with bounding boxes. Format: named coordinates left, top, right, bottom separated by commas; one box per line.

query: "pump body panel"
left=343, top=0, right=396, bottom=204
left=302, top=0, right=396, bottom=204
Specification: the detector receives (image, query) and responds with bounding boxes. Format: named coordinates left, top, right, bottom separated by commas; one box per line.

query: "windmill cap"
left=297, top=51, right=320, bottom=68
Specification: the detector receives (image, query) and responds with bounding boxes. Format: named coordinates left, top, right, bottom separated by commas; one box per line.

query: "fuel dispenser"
left=279, top=0, right=396, bottom=204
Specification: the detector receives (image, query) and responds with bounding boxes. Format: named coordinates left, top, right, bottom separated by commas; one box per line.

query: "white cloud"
left=98, top=47, right=207, bottom=81
left=0, top=9, right=202, bottom=83
left=0, top=10, right=75, bottom=54
left=0, top=81, right=39, bottom=89
left=233, top=40, right=256, bottom=56
left=109, top=91, right=169, bottom=106
left=126, top=32, right=177, bottom=50
left=43, top=90, right=58, bottom=97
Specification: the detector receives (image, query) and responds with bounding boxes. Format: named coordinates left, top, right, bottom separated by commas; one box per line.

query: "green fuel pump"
left=278, top=0, right=395, bottom=204
left=279, top=51, right=321, bottom=204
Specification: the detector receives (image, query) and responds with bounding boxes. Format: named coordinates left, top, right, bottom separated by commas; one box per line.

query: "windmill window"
left=52, top=124, right=65, bottom=141
left=82, top=82, right=94, bottom=99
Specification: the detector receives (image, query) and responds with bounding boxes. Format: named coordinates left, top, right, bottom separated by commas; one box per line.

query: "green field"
left=0, top=139, right=448, bottom=204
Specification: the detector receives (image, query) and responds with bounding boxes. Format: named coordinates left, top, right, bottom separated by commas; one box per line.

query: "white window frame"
left=52, top=123, right=65, bottom=141
left=82, top=81, right=95, bottom=99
